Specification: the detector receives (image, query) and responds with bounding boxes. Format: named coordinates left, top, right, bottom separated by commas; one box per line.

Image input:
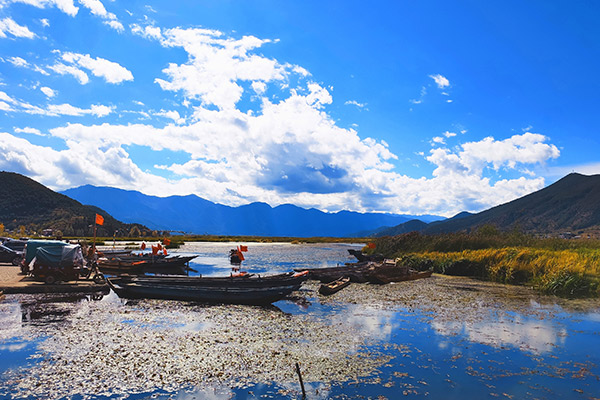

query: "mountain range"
left=0, top=171, right=146, bottom=237
left=60, top=185, right=442, bottom=237
left=377, top=173, right=600, bottom=236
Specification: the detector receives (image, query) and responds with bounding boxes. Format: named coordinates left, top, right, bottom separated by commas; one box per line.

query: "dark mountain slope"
left=423, top=173, right=600, bottom=234
left=61, top=185, right=437, bottom=237
left=0, top=171, right=146, bottom=236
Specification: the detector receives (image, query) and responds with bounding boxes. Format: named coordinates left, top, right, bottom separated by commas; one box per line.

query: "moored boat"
left=107, top=271, right=309, bottom=305
left=318, top=276, right=351, bottom=295
left=97, top=254, right=197, bottom=275
left=367, top=268, right=433, bottom=284
left=294, top=263, right=374, bottom=283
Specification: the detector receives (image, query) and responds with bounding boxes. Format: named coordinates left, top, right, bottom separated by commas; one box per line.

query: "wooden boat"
left=106, top=271, right=309, bottom=305
left=97, top=258, right=148, bottom=274
left=98, top=255, right=197, bottom=275
left=294, top=262, right=374, bottom=283
left=318, top=276, right=351, bottom=295
left=367, top=268, right=433, bottom=284
left=347, top=249, right=384, bottom=263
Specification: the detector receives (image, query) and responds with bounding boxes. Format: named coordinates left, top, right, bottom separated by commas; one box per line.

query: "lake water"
left=1, top=242, right=599, bottom=399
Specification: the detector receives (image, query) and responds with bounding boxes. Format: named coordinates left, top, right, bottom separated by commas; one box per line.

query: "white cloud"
left=46, top=103, right=113, bottom=117
left=40, top=18, right=50, bottom=27
left=0, top=26, right=564, bottom=217
left=153, top=27, right=291, bottom=110
left=0, top=17, right=35, bottom=39
left=409, top=86, right=427, bottom=105
left=251, top=81, right=266, bottom=95
left=0, top=90, right=113, bottom=117
left=51, top=52, right=133, bottom=84
left=431, top=136, right=445, bottom=145
left=14, top=126, right=44, bottom=136
left=429, top=73, right=450, bottom=89
left=130, top=24, right=162, bottom=40
left=61, top=52, right=133, bottom=83
left=546, top=162, right=600, bottom=178
left=345, top=100, right=367, bottom=109
left=0, top=101, right=13, bottom=111
left=156, top=109, right=185, bottom=125
left=40, top=86, right=56, bottom=97
left=427, top=132, right=560, bottom=178
left=8, top=0, right=79, bottom=16
left=7, top=56, right=29, bottom=67
left=79, top=0, right=124, bottom=32
left=49, top=63, right=90, bottom=84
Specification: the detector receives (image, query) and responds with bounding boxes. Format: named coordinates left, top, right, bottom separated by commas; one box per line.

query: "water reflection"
left=431, top=314, right=567, bottom=354
left=332, top=304, right=398, bottom=342
left=1, top=243, right=599, bottom=400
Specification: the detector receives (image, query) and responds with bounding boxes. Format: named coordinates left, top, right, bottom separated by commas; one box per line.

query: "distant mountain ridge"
left=61, top=185, right=443, bottom=237
left=0, top=171, right=146, bottom=236
left=377, top=173, right=600, bottom=236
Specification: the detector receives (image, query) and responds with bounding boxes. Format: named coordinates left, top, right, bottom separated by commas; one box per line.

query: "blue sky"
left=0, top=0, right=598, bottom=217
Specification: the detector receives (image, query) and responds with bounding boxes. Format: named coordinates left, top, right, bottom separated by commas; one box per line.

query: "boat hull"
left=107, top=272, right=307, bottom=305
left=318, top=277, right=351, bottom=295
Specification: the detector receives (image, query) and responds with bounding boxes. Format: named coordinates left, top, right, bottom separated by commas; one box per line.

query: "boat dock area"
left=0, top=262, right=109, bottom=294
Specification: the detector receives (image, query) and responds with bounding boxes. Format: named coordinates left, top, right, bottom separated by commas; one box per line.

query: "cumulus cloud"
left=152, top=27, right=291, bottom=110
left=429, top=73, right=450, bottom=88
left=427, top=132, right=560, bottom=178
left=0, top=24, right=563, bottom=217
left=8, top=0, right=79, bottom=16
left=50, top=52, right=133, bottom=84
left=0, top=17, right=35, bottom=39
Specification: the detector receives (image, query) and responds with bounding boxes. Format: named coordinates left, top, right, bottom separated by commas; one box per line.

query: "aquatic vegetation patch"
left=0, top=292, right=392, bottom=399
left=393, top=248, right=600, bottom=297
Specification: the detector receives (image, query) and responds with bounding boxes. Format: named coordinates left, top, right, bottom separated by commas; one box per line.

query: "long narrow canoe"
left=318, top=276, right=351, bottom=296
left=107, top=271, right=309, bottom=305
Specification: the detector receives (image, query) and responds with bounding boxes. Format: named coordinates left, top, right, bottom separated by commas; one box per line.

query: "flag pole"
left=93, top=218, right=97, bottom=254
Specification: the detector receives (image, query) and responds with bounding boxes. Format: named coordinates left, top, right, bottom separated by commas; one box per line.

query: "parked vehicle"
left=22, top=240, right=104, bottom=284
left=0, top=244, right=23, bottom=265
left=3, top=239, right=27, bottom=253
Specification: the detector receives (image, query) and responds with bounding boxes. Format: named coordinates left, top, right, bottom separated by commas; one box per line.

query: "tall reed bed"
left=373, top=230, right=600, bottom=297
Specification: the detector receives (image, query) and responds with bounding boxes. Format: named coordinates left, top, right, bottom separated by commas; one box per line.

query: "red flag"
left=239, top=245, right=248, bottom=252
left=95, top=214, right=104, bottom=226
left=141, top=242, right=146, bottom=250
left=163, top=248, right=168, bottom=256
left=367, top=242, right=376, bottom=249
left=163, top=238, right=171, bottom=246
left=151, top=245, right=158, bottom=255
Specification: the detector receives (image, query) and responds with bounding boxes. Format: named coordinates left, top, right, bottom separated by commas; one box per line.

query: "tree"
left=0, top=223, right=4, bottom=236
left=18, top=225, right=26, bottom=237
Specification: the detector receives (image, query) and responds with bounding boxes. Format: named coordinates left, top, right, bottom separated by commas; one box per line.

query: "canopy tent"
left=24, top=240, right=78, bottom=265
left=34, top=244, right=84, bottom=269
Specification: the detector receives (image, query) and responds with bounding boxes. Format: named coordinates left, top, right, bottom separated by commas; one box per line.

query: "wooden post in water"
left=295, top=362, right=306, bottom=398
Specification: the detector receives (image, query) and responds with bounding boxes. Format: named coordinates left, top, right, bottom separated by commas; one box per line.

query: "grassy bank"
left=373, top=231, right=600, bottom=297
